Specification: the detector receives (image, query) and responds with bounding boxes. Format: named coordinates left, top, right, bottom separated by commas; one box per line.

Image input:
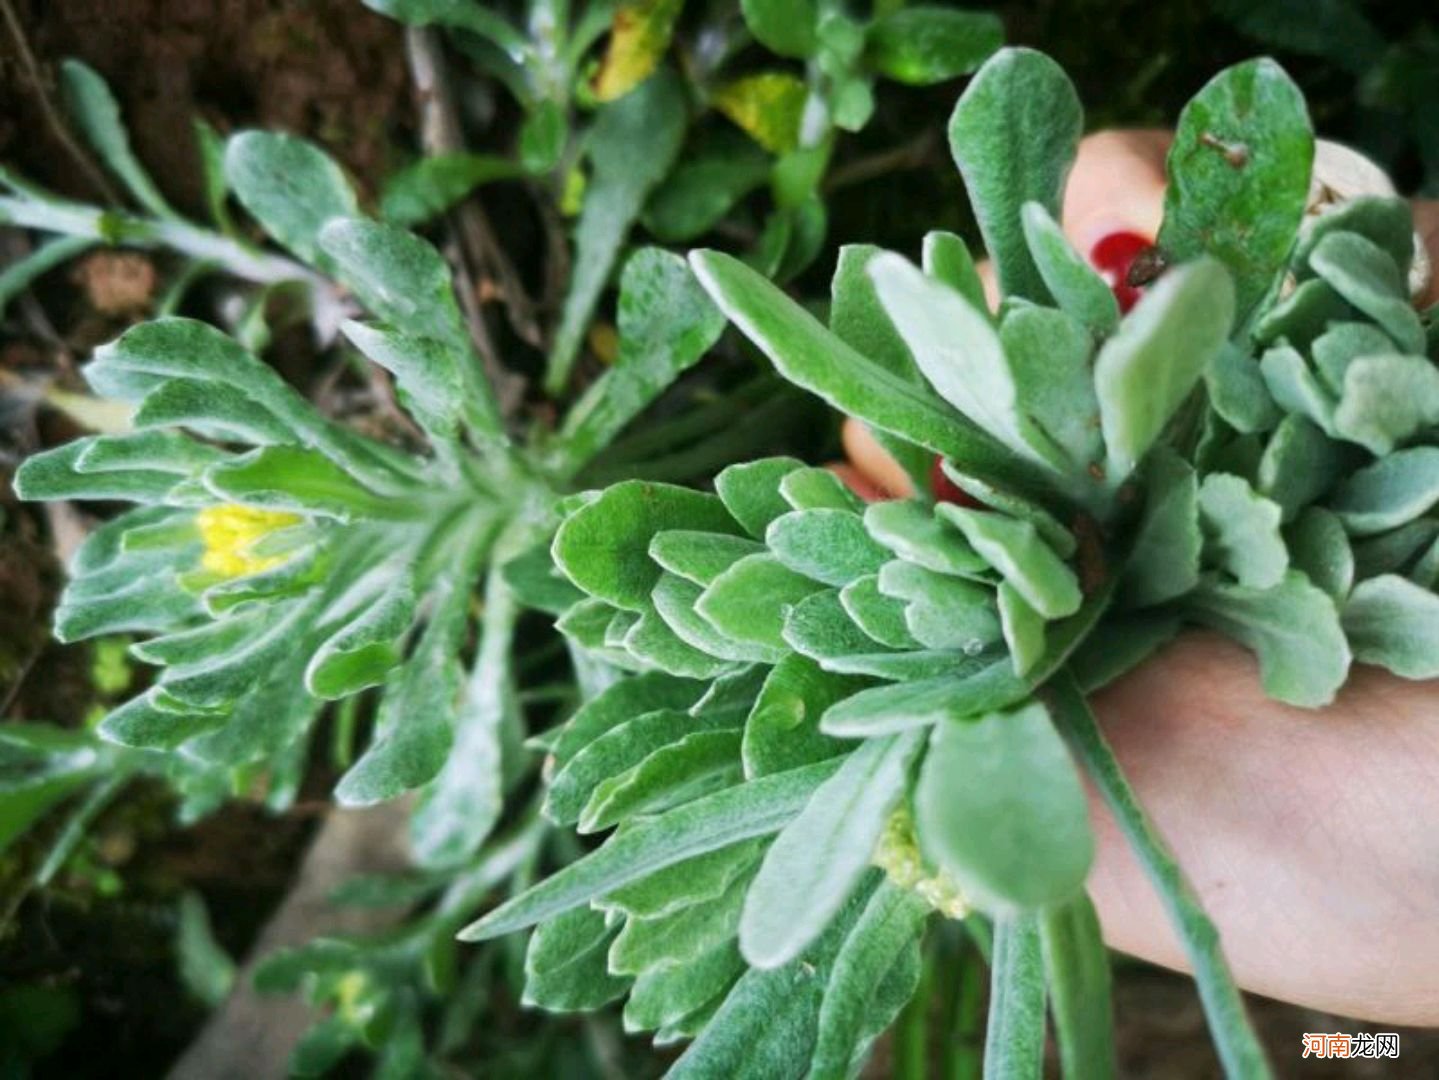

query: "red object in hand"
left=1089, top=230, right=1153, bottom=313
left=930, top=457, right=980, bottom=507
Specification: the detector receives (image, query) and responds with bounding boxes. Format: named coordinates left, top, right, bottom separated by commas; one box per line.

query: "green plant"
left=3, top=5, right=1005, bottom=1070
left=460, top=47, right=1439, bottom=1077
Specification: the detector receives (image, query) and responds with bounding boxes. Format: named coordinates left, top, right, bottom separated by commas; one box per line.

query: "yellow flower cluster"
left=872, top=805, right=970, bottom=919
left=195, top=504, right=301, bottom=578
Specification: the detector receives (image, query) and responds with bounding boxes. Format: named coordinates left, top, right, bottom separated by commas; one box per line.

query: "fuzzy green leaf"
left=1186, top=571, right=1350, bottom=707
left=1328, top=447, right=1439, bottom=535
left=1093, top=257, right=1235, bottom=479
left=1198, top=473, right=1288, bottom=588
left=948, top=48, right=1082, bottom=303
left=226, top=131, right=358, bottom=266
left=939, top=506, right=1081, bottom=619
left=865, top=6, right=1003, bottom=86
left=1342, top=574, right=1439, bottom=679
left=741, top=733, right=923, bottom=967
left=915, top=699, right=1092, bottom=912
left=1019, top=201, right=1119, bottom=334
left=459, top=758, right=843, bottom=940
left=554, top=481, right=741, bottom=610
left=1158, top=58, right=1313, bottom=319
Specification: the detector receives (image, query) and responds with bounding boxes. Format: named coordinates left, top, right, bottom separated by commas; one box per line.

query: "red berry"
left=1089, top=230, right=1153, bottom=313
left=930, top=457, right=979, bottom=507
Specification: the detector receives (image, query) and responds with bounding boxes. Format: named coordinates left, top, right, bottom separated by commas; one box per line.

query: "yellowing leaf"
left=713, top=73, right=808, bottom=154
left=592, top=0, right=684, bottom=102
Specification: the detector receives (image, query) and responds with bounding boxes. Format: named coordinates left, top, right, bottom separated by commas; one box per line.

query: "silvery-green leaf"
left=609, top=863, right=754, bottom=976
left=624, top=942, right=744, bottom=1034
left=225, top=131, right=358, bottom=266
left=865, top=6, right=1002, bottom=85
left=741, top=732, right=923, bottom=967
left=1351, top=519, right=1439, bottom=579
left=690, top=251, right=1034, bottom=489
left=1205, top=342, right=1280, bottom=434
left=1256, top=415, right=1353, bottom=521
left=1342, top=574, right=1439, bottom=678
left=715, top=457, right=806, bottom=539
left=16, top=439, right=183, bottom=504
left=546, top=707, right=736, bottom=826
left=652, top=572, right=777, bottom=664
left=948, top=48, right=1081, bottom=302
left=984, top=914, right=1047, bottom=1080
left=667, top=879, right=875, bottom=1079
left=820, top=659, right=1017, bottom=737
left=766, top=509, right=890, bottom=586
left=1185, top=571, right=1350, bottom=707
left=625, top=606, right=741, bottom=679
left=915, top=699, right=1092, bottom=911
left=650, top=531, right=767, bottom=588
left=1252, top=277, right=1350, bottom=350
left=818, top=649, right=969, bottom=682
left=1286, top=507, right=1354, bottom=603
left=808, top=881, right=928, bottom=1080
left=1020, top=201, right=1119, bottom=334
left=1039, top=892, right=1115, bottom=1079
left=784, top=589, right=893, bottom=661
left=779, top=467, right=865, bottom=513
left=877, top=559, right=1002, bottom=651
left=341, top=321, right=464, bottom=442
left=98, top=690, right=224, bottom=751
left=598, top=840, right=764, bottom=920
left=1122, top=450, right=1201, bottom=608
left=742, top=655, right=860, bottom=779
left=938, top=506, right=1081, bottom=619
left=922, top=230, right=988, bottom=319
left=1309, top=231, right=1425, bottom=354
left=557, top=248, right=727, bottom=472
left=1332, top=353, right=1439, bottom=456
left=869, top=252, right=1064, bottom=471
left=696, top=553, right=826, bottom=653
left=1198, top=473, right=1288, bottom=588
left=1312, top=321, right=1396, bottom=392
left=461, top=758, right=843, bottom=941
left=830, top=245, right=932, bottom=495
left=1001, top=301, right=1105, bottom=471
left=522, top=907, right=629, bottom=1011
left=547, top=70, right=687, bottom=393
left=1093, top=257, right=1235, bottom=480
left=580, top=728, right=743, bottom=833
left=998, top=581, right=1046, bottom=676
left=937, top=460, right=1078, bottom=557
left=1259, top=344, right=1338, bottom=432
left=1296, top=196, right=1415, bottom=281
left=839, top=575, right=922, bottom=650
left=863, top=500, right=988, bottom=577
left=61, top=60, right=179, bottom=220
left=554, top=480, right=741, bottom=610
left=829, top=245, right=921, bottom=382
left=1328, top=447, right=1439, bottom=535
left=305, top=573, right=415, bottom=699
left=1159, top=58, right=1312, bottom=319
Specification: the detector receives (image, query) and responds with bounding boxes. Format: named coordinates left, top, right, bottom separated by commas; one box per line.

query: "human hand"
left=841, top=131, right=1439, bottom=1025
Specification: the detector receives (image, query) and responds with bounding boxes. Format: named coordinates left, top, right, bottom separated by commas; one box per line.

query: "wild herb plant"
left=3, top=4, right=1005, bottom=1072
left=461, top=48, right=1439, bottom=1078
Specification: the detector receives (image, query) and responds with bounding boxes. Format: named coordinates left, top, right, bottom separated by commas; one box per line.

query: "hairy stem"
left=1049, top=671, right=1272, bottom=1080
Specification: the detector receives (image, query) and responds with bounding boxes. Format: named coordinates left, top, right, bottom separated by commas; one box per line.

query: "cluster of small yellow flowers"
left=872, top=805, right=970, bottom=919
left=195, top=504, right=302, bottom=578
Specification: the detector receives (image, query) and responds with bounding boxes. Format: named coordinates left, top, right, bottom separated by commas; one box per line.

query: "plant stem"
left=0, top=195, right=325, bottom=290
left=1049, top=671, right=1272, bottom=1079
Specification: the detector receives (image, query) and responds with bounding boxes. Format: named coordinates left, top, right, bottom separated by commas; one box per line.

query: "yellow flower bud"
left=195, top=504, right=301, bottom=578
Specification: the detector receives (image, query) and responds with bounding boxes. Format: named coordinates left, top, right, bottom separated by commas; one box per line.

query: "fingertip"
left=1062, top=129, right=1172, bottom=255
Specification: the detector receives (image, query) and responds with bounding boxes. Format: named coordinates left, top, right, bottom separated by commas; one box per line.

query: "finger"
left=841, top=418, right=915, bottom=499
left=1061, top=129, right=1172, bottom=253
left=1413, top=198, right=1439, bottom=308
left=825, top=461, right=891, bottom=503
